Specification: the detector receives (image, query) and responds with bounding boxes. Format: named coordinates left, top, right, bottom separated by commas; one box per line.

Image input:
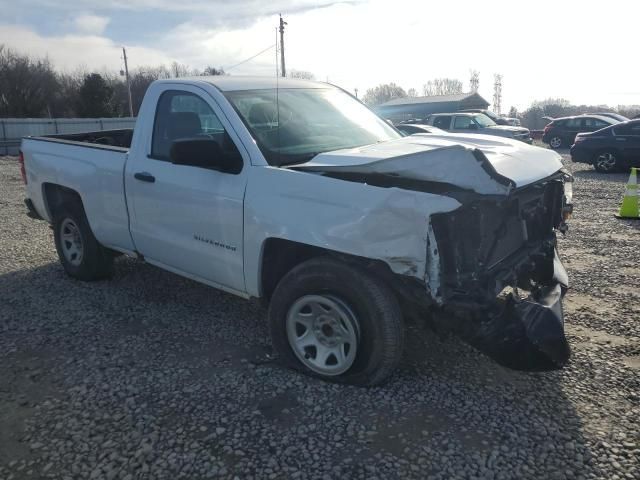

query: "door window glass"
left=585, top=118, right=610, bottom=129
left=151, top=90, right=235, bottom=161
left=453, top=116, right=473, bottom=129
left=565, top=118, right=582, bottom=128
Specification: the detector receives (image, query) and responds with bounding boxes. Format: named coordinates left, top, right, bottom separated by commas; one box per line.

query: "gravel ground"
left=0, top=153, right=639, bottom=480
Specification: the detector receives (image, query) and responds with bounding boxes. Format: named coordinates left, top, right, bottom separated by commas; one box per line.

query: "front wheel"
left=594, top=151, right=620, bottom=173
left=268, top=257, right=404, bottom=386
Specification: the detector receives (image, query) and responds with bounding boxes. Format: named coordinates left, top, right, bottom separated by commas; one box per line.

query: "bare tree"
left=407, top=88, right=418, bottom=97
left=422, top=78, right=463, bottom=96
left=288, top=69, right=315, bottom=80
left=202, top=66, right=226, bottom=76
left=362, top=83, right=407, bottom=106
left=0, top=45, right=59, bottom=117
left=617, top=105, right=640, bottom=119
left=170, top=61, right=191, bottom=78
left=127, top=66, right=171, bottom=115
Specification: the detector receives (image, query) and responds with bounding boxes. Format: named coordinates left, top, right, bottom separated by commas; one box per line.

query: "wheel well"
left=260, top=239, right=325, bottom=301
left=259, top=238, right=427, bottom=311
left=43, top=184, right=83, bottom=220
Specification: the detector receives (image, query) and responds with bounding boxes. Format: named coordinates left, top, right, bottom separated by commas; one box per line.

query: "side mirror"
left=170, top=138, right=242, bottom=174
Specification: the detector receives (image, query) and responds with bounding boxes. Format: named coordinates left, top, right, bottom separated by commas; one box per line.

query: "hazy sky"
left=1, top=0, right=638, bottom=111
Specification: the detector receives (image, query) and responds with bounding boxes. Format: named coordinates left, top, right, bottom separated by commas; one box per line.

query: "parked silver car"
left=426, top=113, right=532, bottom=143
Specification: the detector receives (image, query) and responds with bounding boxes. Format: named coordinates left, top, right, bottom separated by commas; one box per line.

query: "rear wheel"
left=594, top=150, right=620, bottom=173
left=53, top=203, right=113, bottom=280
left=548, top=136, right=563, bottom=149
left=268, top=257, right=404, bottom=386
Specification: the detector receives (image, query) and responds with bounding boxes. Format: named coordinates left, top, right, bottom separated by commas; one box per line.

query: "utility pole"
left=279, top=15, right=287, bottom=77
left=354, top=88, right=358, bottom=99
left=122, top=47, right=134, bottom=117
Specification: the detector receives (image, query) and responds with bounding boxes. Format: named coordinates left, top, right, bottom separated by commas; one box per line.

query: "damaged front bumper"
left=466, top=250, right=570, bottom=370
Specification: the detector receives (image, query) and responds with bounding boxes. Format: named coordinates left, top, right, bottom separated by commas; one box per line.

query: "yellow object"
left=616, top=167, right=639, bottom=219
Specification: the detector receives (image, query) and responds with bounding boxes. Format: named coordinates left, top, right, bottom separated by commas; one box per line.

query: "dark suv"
left=542, top=115, right=618, bottom=149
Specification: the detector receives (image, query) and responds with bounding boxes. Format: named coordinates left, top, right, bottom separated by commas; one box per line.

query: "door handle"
left=134, top=172, right=155, bottom=183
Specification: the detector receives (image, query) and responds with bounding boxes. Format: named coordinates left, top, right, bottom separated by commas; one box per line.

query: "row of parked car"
left=541, top=113, right=639, bottom=172
left=396, top=109, right=533, bottom=143
left=394, top=110, right=640, bottom=173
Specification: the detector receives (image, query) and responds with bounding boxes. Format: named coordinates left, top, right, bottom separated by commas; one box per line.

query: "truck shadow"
left=0, top=259, right=599, bottom=478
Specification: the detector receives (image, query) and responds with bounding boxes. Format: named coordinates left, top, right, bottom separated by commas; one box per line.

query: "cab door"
left=125, top=86, right=248, bottom=294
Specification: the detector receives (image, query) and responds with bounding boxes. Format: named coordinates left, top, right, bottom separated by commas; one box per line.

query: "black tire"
left=268, top=257, right=404, bottom=386
left=53, top=202, right=113, bottom=280
left=548, top=136, right=563, bottom=149
left=593, top=150, right=620, bottom=173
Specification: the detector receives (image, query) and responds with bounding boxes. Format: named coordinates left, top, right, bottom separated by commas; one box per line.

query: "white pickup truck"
left=21, top=76, right=573, bottom=385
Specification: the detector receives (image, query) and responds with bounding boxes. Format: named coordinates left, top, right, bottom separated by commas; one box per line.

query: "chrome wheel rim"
left=60, top=218, right=83, bottom=266
left=550, top=137, right=562, bottom=148
left=286, top=294, right=360, bottom=376
left=596, top=152, right=616, bottom=171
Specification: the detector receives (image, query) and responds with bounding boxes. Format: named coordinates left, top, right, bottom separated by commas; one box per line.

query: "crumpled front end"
left=429, top=173, right=572, bottom=370
left=291, top=137, right=572, bottom=370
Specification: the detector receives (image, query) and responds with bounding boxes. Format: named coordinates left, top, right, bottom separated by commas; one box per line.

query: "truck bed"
left=29, top=129, right=133, bottom=150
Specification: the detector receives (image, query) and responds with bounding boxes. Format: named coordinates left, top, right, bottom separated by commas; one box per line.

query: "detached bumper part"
left=469, top=251, right=570, bottom=371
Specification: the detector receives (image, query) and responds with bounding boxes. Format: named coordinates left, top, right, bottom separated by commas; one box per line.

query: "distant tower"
left=469, top=70, right=480, bottom=93
left=493, top=74, right=503, bottom=115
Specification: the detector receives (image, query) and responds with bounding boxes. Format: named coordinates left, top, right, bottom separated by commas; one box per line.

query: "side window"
left=585, top=118, right=609, bottom=129
left=565, top=118, right=581, bottom=128
left=615, top=122, right=640, bottom=136
left=453, top=116, right=473, bottom=129
left=433, top=116, right=452, bottom=129
left=151, top=90, right=239, bottom=162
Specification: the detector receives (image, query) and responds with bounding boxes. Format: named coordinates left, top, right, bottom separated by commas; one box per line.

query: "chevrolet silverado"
left=21, top=76, right=573, bottom=385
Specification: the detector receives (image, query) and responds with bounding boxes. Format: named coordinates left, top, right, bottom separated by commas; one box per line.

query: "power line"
left=224, top=44, right=276, bottom=72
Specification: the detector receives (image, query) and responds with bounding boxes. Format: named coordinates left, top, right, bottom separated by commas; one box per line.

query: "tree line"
left=2, top=45, right=638, bottom=127
left=0, top=45, right=225, bottom=118
left=362, top=80, right=640, bottom=129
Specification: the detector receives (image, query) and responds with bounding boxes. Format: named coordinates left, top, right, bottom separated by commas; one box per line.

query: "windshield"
left=224, top=88, right=401, bottom=165
left=474, top=113, right=497, bottom=127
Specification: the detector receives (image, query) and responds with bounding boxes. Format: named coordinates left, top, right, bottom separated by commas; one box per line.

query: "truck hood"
left=292, top=134, right=563, bottom=196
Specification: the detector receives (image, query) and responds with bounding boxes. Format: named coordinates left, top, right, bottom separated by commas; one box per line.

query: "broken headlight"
left=563, top=180, right=573, bottom=204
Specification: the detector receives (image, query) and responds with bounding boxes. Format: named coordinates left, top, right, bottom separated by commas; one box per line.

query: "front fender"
left=243, top=166, right=461, bottom=297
